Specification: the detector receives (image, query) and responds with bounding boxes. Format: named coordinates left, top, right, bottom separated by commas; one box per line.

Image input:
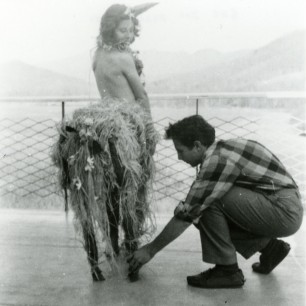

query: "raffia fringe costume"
left=51, top=98, right=159, bottom=265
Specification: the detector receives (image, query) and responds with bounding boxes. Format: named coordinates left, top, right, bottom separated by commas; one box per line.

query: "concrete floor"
left=0, top=209, right=305, bottom=306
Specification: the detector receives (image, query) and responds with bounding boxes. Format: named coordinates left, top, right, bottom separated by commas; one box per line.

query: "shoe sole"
left=187, top=281, right=244, bottom=289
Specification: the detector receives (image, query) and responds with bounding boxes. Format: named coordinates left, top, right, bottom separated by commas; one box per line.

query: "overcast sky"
left=0, top=0, right=305, bottom=65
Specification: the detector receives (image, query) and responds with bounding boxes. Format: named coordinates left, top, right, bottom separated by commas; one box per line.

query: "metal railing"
left=0, top=93, right=305, bottom=208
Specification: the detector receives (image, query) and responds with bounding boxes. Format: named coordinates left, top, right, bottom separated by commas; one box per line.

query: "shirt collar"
left=199, top=141, right=218, bottom=169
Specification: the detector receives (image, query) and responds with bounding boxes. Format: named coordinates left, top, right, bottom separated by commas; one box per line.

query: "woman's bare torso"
left=93, top=49, right=136, bottom=103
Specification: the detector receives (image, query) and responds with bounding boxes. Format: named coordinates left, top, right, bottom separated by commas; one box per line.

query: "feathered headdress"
left=131, top=3, right=158, bottom=16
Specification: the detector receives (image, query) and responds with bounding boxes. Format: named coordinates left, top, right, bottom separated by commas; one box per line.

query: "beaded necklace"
left=101, top=42, right=144, bottom=78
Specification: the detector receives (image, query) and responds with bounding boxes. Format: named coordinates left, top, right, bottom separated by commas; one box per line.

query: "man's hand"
left=127, top=216, right=191, bottom=275
left=127, top=244, right=153, bottom=274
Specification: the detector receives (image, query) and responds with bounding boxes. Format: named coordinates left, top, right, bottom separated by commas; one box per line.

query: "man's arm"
left=127, top=216, right=191, bottom=273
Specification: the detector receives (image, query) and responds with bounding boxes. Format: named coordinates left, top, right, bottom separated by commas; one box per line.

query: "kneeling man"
left=128, top=115, right=303, bottom=288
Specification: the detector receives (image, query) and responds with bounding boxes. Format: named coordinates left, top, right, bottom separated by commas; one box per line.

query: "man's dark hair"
left=165, top=115, right=215, bottom=148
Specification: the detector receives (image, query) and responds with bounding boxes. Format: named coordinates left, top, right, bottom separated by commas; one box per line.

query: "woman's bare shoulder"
left=93, top=49, right=133, bottom=71
left=113, top=51, right=134, bottom=65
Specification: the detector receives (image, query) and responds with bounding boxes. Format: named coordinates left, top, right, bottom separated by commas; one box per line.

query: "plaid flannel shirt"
left=174, top=139, right=298, bottom=223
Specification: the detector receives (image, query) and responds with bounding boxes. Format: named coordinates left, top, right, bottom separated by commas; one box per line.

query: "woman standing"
left=52, top=3, right=158, bottom=282
left=93, top=4, right=154, bottom=114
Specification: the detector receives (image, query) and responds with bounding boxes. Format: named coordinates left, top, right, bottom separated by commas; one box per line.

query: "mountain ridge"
left=147, top=30, right=305, bottom=93
left=0, top=30, right=305, bottom=97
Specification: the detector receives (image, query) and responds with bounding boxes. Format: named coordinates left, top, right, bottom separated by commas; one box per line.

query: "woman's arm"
left=120, top=53, right=152, bottom=117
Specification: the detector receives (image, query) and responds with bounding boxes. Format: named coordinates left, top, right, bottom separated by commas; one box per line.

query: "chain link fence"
left=0, top=94, right=305, bottom=209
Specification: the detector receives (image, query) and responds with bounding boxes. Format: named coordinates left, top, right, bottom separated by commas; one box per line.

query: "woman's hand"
left=127, top=244, right=154, bottom=274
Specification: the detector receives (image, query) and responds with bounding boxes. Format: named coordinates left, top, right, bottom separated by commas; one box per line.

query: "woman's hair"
left=97, top=4, right=140, bottom=47
left=165, top=115, right=216, bottom=148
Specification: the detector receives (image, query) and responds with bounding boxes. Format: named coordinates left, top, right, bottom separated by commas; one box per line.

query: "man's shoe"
left=252, top=239, right=291, bottom=274
left=187, top=267, right=245, bottom=288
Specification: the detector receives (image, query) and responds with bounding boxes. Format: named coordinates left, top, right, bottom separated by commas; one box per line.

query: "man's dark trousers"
left=195, top=187, right=303, bottom=264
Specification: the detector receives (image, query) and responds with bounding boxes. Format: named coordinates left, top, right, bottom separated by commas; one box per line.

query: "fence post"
left=62, top=101, right=69, bottom=213
left=61, top=101, right=65, bottom=120
left=195, top=98, right=199, bottom=175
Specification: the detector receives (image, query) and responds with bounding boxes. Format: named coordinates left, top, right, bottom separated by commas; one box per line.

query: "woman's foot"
left=125, top=240, right=140, bottom=281
left=91, top=267, right=105, bottom=281
left=128, top=270, right=140, bottom=282
left=124, top=241, right=138, bottom=254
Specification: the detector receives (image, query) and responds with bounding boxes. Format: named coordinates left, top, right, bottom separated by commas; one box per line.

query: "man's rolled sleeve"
left=174, top=201, right=193, bottom=222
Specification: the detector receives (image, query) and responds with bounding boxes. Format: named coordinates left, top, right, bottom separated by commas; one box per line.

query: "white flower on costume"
left=84, top=118, right=94, bottom=126
left=68, top=155, right=76, bottom=165
left=85, top=156, right=95, bottom=172
left=72, top=177, right=82, bottom=190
